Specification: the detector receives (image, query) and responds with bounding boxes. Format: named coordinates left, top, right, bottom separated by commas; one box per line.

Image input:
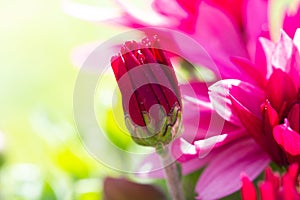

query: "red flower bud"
left=111, top=35, right=182, bottom=147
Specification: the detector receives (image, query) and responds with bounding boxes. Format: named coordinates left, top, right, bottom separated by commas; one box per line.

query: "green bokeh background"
left=0, top=0, right=127, bottom=199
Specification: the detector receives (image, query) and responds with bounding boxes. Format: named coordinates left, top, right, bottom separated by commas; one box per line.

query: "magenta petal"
left=208, top=79, right=242, bottom=125
left=191, top=2, right=248, bottom=80
left=241, top=175, right=257, bottom=200
left=259, top=181, right=276, bottom=200
left=265, top=167, right=280, bottom=191
left=172, top=138, right=198, bottom=162
left=181, top=82, right=212, bottom=111
left=244, top=0, right=269, bottom=59
left=273, top=121, right=300, bottom=156
left=283, top=6, right=300, bottom=38
left=194, top=134, right=227, bottom=158
left=196, top=138, right=270, bottom=200
left=209, top=79, right=264, bottom=125
left=255, top=37, right=275, bottom=79
left=204, top=0, right=243, bottom=26
left=231, top=56, right=265, bottom=87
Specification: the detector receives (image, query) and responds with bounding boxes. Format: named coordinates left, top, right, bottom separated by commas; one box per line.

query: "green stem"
left=157, top=145, right=185, bottom=200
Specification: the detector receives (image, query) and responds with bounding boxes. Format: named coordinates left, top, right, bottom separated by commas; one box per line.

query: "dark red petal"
left=287, top=103, right=300, bottom=133
left=230, top=95, right=284, bottom=165
left=111, top=55, right=127, bottom=81
left=261, top=99, right=280, bottom=141
left=112, top=55, right=145, bottom=126
left=112, top=37, right=181, bottom=128
left=128, top=91, right=146, bottom=126
left=121, top=47, right=141, bottom=70
left=266, top=69, right=298, bottom=113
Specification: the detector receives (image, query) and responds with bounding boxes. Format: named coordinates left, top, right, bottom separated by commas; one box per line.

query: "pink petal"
left=209, top=79, right=264, bottom=125
left=172, top=138, right=198, bottom=162
left=231, top=56, right=266, bottom=87
left=244, top=0, right=269, bottom=59
left=115, top=0, right=175, bottom=27
left=181, top=156, right=212, bottom=175
left=294, top=28, right=300, bottom=50
left=194, top=134, right=227, bottom=158
left=271, top=30, right=294, bottom=73
left=289, top=30, right=300, bottom=87
left=196, top=138, right=270, bottom=200
left=136, top=138, right=210, bottom=178
left=204, top=0, right=243, bottom=26
left=152, top=0, right=199, bottom=32
left=189, top=2, right=249, bottom=80
left=283, top=5, right=300, bottom=38
left=255, top=37, right=275, bottom=79
left=273, top=120, right=300, bottom=156
left=181, top=82, right=212, bottom=111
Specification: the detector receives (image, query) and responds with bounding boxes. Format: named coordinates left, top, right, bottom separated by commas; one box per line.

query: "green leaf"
left=182, top=169, right=202, bottom=200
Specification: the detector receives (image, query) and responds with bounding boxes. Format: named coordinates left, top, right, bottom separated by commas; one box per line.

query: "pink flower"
left=241, top=163, right=300, bottom=200
left=209, top=29, right=300, bottom=167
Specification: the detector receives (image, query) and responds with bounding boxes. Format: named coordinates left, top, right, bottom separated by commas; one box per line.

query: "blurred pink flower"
left=62, top=0, right=268, bottom=75
left=209, top=29, right=300, bottom=167
left=241, top=163, right=300, bottom=200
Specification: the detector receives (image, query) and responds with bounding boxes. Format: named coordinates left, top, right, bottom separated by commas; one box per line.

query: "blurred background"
left=0, top=0, right=298, bottom=199
left=0, top=0, right=130, bottom=199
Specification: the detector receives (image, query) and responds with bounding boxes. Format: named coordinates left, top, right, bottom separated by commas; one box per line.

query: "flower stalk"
left=156, top=144, right=185, bottom=200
